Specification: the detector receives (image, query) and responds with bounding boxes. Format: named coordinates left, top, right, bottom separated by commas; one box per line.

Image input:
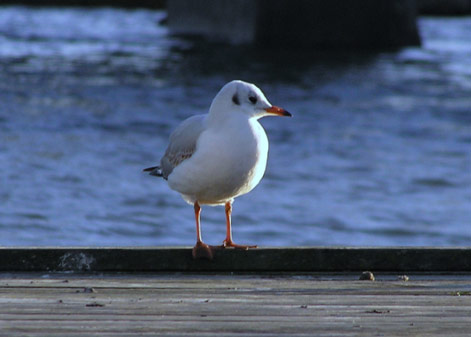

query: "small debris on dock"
left=76, top=287, right=97, bottom=293
left=365, top=309, right=390, bottom=314
left=359, top=271, right=375, bottom=281
left=86, top=302, right=105, bottom=307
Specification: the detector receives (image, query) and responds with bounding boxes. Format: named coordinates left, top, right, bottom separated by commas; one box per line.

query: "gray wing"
left=159, top=114, right=206, bottom=179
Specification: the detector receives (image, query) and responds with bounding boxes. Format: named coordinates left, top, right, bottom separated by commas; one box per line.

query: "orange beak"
left=265, top=105, right=292, bottom=117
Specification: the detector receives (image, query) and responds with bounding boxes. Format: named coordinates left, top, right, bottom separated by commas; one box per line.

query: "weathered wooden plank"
left=1, top=247, right=470, bottom=272
left=1, top=273, right=471, bottom=336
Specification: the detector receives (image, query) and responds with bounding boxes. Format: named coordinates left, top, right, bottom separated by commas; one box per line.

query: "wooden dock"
left=1, top=247, right=470, bottom=336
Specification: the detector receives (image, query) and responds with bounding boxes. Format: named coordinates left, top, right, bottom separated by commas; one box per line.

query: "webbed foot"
left=222, top=240, right=257, bottom=250
left=192, top=241, right=214, bottom=260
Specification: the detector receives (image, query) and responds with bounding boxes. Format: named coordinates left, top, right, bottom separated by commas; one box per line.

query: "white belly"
left=168, top=119, right=269, bottom=205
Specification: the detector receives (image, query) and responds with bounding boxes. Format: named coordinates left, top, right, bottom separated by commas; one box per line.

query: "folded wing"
left=146, top=114, right=206, bottom=180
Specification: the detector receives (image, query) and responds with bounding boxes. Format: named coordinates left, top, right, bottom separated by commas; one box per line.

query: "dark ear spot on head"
left=232, top=94, right=240, bottom=105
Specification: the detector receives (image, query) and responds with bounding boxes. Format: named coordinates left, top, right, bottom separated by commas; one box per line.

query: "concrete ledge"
left=1, top=247, right=470, bottom=272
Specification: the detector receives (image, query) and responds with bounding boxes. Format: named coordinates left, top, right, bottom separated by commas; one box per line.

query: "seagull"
left=144, top=80, right=291, bottom=259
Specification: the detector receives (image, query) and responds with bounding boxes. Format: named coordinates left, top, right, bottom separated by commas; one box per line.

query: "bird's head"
left=209, top=80, right=291, bottom=120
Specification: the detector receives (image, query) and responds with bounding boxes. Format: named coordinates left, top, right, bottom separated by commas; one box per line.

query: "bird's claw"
left=222, top=240, right=257, bottom=250
left=192, top=241, right=257, bottom=259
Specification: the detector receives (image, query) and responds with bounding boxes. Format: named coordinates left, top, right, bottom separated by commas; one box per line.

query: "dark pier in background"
left=417, top=0, right=471, bottom=15
left=1, top=247, right=470, bottom=336
left=2, top=0, right=470, bottom=49
left=167, top=0, right=421, bottom=49
left=2, top=0, right=470, bottom=15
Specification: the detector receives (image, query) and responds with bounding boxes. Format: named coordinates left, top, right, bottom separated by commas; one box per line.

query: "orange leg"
left=222, top=202, right=257, bottom=250
left=192, top=201, right=213, bottom=259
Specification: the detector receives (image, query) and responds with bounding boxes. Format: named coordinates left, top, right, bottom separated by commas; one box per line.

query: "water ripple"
left=0, top=8, right=470, bottom=247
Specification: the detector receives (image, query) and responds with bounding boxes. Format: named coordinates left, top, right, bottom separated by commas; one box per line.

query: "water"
left=0, top=7, right=470, bottom=247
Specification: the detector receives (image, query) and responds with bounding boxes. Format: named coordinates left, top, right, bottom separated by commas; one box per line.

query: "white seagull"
left=144, top=80, right=291, bottom=259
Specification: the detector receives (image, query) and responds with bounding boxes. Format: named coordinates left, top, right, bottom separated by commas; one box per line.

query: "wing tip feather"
left=143, top=166, right=163, bottom=177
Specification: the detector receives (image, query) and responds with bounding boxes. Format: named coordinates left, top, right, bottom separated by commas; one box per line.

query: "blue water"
left=0, top=7, right=470, bottom=247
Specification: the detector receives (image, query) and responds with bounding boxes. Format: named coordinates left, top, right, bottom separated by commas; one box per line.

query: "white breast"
left=168, top=117, right=269, bottom=205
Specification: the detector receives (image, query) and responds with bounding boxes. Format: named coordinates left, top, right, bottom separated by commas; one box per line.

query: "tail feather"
left=143, top=166, right=163, bottom=177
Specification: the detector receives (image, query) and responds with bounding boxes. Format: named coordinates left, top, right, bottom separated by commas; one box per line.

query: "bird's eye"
left=232, top=94, right=240, bottom=105
left=249, top=96, right=257, bottom=104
